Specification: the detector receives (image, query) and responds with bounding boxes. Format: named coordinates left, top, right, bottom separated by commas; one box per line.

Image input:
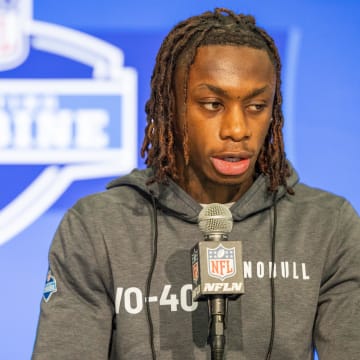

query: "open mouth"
left=211, top=156, right=251, bottom=176
left=222, top=157, right=242, bottom=162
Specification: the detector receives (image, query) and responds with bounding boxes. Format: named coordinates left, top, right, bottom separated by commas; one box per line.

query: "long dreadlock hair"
left=141, top=8, right=293, bottom=194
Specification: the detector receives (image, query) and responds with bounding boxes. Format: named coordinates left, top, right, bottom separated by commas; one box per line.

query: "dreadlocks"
left=141, top=7, right=293, bottom=194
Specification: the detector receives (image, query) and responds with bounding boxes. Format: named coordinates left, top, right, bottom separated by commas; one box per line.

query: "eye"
left=201, top=101, right=223, bottom=111
left=248, top=103, right=267, bottom=113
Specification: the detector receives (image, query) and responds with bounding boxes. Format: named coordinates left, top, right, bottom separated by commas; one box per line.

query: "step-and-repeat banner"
left=1, top=0, right=359, bottom=358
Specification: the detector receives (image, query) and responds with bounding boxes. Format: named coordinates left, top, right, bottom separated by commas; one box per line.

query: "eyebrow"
left=196, top=84, right=230, bottom=98
left=196, top=83, right=271, bottom=100
left=243, top=86, right=270, bottom=100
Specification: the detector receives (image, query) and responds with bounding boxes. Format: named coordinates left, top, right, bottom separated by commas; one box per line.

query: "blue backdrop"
left=0, top=0, right=359, bottom=358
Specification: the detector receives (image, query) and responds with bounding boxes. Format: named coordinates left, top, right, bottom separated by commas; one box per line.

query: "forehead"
left=175, top=45, right=275, bottom=91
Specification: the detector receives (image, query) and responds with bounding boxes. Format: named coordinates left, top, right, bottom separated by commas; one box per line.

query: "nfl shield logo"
left=207, top=244, right=236, bottom=281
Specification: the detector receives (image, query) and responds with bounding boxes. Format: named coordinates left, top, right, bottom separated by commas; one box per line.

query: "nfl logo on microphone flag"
left=191, top=241, right=245, bottom=301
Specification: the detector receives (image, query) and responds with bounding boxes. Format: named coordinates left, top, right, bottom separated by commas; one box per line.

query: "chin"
left=211, top=174, right=252, bottom=187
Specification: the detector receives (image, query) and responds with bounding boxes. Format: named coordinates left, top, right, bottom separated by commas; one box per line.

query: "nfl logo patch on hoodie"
left=43, top=269, right=57, bottom=302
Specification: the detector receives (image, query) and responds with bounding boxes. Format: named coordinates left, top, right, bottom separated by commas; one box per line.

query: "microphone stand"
left=208, top=295, right=227, bottom=360
left=196, top=204, right=243, bottom=360
left=204, top=232, right=229, bottom=360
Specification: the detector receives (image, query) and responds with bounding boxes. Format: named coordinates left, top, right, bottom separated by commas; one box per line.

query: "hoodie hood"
left=107, top=163, right=299, bottom=223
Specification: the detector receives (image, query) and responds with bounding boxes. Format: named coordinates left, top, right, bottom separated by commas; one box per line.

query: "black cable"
left=265, top=192, right=278, bottom=360
left=145, top=192, right=158, bottom=360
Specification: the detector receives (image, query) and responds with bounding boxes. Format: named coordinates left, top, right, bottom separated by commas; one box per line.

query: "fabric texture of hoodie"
left=32, top=165, right=360, bottom=359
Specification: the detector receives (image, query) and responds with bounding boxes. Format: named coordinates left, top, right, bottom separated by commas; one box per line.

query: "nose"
left=219, top=105, right=251, bottom=141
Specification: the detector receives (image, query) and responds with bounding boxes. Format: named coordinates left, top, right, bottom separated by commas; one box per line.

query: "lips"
left=210, top=153, right=252, bottom=176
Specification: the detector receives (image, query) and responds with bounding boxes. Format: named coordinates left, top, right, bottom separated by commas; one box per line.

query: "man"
left=33, top=8, right=360, bottom=359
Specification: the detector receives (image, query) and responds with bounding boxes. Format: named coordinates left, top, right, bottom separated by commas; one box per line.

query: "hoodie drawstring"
left=145, top=191, right=158, bottom=360
left=265, top=191, right=278, bottom=360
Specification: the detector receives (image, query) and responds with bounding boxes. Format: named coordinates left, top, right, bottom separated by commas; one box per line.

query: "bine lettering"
left=0, top=97, right=109, bottom=149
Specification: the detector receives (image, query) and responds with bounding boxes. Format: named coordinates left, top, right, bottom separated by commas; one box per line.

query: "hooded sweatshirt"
left=32, top=165, right=360, bottom=360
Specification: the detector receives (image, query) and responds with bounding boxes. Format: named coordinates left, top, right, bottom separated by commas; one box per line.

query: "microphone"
left=190, top=203, right=245, bottom=360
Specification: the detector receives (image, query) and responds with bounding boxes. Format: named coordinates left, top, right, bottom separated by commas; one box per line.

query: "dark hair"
left=141, top=8, right=293, bottom=193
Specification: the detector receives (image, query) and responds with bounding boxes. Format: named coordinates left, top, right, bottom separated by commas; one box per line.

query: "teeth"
left=224, top=157, right=241, bottom=162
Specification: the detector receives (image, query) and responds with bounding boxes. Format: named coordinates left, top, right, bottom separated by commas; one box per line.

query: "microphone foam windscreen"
left=198, top=203, right=233, bottom=235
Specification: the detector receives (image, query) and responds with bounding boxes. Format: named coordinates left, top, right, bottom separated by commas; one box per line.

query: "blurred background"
left=0, top=0, right=359, bottom=358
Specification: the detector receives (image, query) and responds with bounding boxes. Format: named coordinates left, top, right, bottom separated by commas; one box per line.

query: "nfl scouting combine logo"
left=0, top=0, right=137, bottom=245
left=207, top=244, right=236, bottom=281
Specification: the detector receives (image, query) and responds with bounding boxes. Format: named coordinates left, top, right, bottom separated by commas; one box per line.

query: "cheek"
left=186, top=121, right=213, bottom=158
left=187, top=125, right=203, bottom=151
left=261, top=121, right=271, bottom=137
left=186, top=112, right=202, bottom=140
left=256, top=122, right=272, bottom=148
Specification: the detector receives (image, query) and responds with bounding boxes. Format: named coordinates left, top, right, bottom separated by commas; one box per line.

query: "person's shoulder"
left=290, top=182, right=351, bottom=212
left=71, top=168, right=152, bottom=215
left=285, top=183, right=360, bottom=231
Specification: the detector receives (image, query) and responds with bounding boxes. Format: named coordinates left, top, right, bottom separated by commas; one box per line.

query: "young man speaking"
left=33, top=8, right=360, bottom=360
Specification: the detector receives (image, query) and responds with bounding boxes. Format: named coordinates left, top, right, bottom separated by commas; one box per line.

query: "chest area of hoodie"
left=101, top=205, right=331, bottom=320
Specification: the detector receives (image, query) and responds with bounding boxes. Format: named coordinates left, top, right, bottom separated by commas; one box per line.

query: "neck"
left=175, top=166, right=254, bottom=204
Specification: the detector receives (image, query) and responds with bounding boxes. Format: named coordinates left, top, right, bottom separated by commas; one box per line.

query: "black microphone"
left=190, top=203, right=245, bottom=360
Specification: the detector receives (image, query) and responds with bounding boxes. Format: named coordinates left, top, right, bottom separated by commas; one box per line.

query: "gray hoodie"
left=33, top=165, right=360, bottom=359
